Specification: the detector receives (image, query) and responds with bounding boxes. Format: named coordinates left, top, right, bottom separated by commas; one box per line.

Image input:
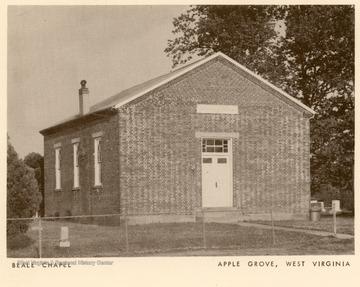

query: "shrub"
left=7, top=137, right=41, bottom=237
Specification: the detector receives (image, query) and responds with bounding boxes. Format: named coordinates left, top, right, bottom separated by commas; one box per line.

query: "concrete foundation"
left=126, top=214, right=195, bottom=225
left=124, top=209, right=308, bottom=225
left=195, top=208, right=308, bottom=223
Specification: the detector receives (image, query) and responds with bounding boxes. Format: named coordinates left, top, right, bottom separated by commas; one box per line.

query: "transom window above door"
left=202, top=139, right=229, bottom=153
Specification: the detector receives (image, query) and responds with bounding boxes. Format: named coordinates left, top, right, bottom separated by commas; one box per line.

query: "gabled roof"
left=89, top=57, right=204, bottom=113
left=89, top=52, right=315, bottom=116
left=41, top=52, right=315, bottom=136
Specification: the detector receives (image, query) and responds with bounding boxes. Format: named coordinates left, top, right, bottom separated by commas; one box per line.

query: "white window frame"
left=55, top=147, right=61, bottom=190
left=94, top=137, right=102, bottom=186
left=73, top=142, right=80, bottom=188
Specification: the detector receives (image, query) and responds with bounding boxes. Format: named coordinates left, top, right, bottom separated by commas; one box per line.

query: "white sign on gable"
left=196, top=104, right=239, bottom=114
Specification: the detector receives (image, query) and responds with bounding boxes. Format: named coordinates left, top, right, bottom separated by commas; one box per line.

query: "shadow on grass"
left=7, top=233, right=35, bottom=250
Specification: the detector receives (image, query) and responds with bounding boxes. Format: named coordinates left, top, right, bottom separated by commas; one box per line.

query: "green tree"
left=165, top=5, right=354, bottom=210
left=278, top=6, right=354, bottom=111
left=279, top=6, right=354, bottom=210
left=7, top=137, right=42, bottom=237
left=24, top=152, right=45, bottom=216
left=165, top=5, right=279, bottom=72
left=311, top=109, right=354, bottom=210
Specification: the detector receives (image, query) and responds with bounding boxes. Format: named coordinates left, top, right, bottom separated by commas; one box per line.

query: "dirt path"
left=140, top=245, right=354, bottom=257
left=236, top=222, right=354, bottom=239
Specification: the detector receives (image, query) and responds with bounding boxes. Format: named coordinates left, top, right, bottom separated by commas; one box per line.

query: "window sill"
left=93, top=185, right=103, bottom=189
left=72, top=187, right=81, bottom=191
left=54, top=188, right=62, bottom=192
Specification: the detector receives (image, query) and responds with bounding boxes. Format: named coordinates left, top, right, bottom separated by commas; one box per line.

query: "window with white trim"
left=202, top=139, right=229, bottom=153
left=55, top=147, right=61, bottom=189
left=73, top=143, right=80, bottom=188
left=94, top=137, right=102, bottom=186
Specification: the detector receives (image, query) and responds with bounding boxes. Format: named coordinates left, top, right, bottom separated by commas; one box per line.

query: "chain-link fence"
left=7, top=212, right=284, bottom=258
left=7, top=211, right=347, bottom=258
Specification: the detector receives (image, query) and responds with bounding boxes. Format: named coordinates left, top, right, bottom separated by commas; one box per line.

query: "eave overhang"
left=39, top=106, right=117, bottom=136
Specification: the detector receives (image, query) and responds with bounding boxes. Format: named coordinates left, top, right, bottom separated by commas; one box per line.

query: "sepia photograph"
left=3, top=2, right=357, bottom=286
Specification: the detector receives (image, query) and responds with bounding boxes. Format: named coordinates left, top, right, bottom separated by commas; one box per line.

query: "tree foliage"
left=7, top=137, right=42, bottom=237
left=278, top=6, right=354, bottom=111
left=311, top=109, right=354, bottom=210
left=165, top=5, right=354, bottom=210
left=24, top=152, right=45, bottom=216
left=281, top=6, right=354, bottom=211
left=165, top=6, right=279, bottom=72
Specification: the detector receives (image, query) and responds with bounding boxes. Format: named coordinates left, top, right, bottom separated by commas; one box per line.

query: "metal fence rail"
left=7, top=213, right=205, bottom=258
left=6, top=212, right=323, bottom=258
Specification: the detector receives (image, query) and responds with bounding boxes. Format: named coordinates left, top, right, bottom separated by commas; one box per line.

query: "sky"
left=7, top=5, right=190, bottom=158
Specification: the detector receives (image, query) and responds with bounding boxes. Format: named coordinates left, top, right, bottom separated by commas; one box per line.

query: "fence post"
left=270, top=209, right=276, bottom=245
left=38, top=216, right=42, bottom=258
left=124, top=213, right=129, bottom=253
left=333, top=210, right=337, bottom=237
left=202, top=210, right=207, bottom=249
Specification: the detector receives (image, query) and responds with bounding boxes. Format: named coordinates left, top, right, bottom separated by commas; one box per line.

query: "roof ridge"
left=89, top=56, right=206, bottom=113
left=42, top=51, right=315, bottom=135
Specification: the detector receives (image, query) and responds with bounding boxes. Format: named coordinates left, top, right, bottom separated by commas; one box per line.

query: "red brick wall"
left=119, top=57, right=311, bottom=215
left=43, top=115, right=120, bottom=219
left=43, top=57, right=311, bottom=220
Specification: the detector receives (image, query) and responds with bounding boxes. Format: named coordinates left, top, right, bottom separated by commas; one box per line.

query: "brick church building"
left=40, top=52, right=315, bottom=224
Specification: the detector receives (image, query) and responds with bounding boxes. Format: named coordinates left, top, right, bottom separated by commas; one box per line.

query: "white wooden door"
left=201, top=139, right=233, bottom=207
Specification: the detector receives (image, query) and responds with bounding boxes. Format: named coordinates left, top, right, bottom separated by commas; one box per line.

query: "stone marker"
left=60, top=227, right=70, bottom=248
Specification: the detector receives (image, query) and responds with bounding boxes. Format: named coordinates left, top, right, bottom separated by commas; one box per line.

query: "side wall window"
left=94, top=137, right=102, bottom=186
left=55, top=147, right=61, bottom=189
left=73, top=143, right=80, bottom=188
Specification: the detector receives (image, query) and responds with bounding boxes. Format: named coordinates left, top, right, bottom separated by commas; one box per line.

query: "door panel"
left=202, top=155, right=232, bottom=207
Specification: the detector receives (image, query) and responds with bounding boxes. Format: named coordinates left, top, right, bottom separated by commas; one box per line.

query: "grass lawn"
left=254, top=214, right=354, bottom=235
left=7, top=219, right=354, bottom=258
